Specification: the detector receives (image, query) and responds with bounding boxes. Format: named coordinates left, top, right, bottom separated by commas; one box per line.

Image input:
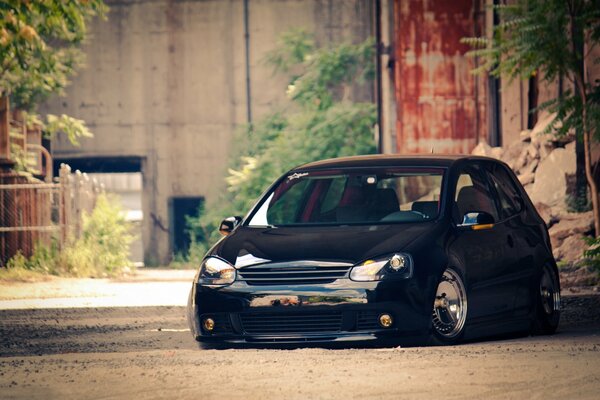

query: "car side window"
left=453, top=166, right=499, bottom=223
left=486, top=164, right=523, bottom=219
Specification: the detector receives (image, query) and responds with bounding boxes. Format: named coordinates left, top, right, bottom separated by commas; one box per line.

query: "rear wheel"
left=531, top=264, right=560, bottom=335
left=430, top=267, right=468, bottom=345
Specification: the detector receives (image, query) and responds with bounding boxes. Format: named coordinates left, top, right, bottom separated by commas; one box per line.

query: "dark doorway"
left=169, top=197, right=204, bottom=256
left=53, top=156, right=143, bottom=175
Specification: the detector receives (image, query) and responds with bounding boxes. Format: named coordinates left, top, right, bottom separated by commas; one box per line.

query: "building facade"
left=43, top=0, right=598, bottom=264
left=43, top=0, right=374, bottom=264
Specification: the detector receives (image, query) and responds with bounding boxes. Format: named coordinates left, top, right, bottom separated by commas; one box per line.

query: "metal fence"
left=0, top=164, right=104, bottom=266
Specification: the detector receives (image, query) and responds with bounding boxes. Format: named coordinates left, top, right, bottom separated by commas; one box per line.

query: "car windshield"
left=247, top=167, right=445, bottom=226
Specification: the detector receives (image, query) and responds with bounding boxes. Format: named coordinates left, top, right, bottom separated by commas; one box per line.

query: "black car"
left=187, top=155, right=560, bottom=347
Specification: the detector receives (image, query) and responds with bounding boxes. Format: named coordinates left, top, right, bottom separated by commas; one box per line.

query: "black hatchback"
left=187, top=155, right=560, bottom=347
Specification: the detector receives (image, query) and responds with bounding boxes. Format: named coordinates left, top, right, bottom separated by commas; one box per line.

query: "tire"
left=531, top=263, right=560, bottom=335
left=430, top=267, right=468, bottom=345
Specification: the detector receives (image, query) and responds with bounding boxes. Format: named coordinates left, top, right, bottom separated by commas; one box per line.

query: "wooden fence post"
left=0, top=96, right=9, bottom=163
left=73, top=170, right=83, bottom=239
left=59, top=164, right=72, bottom=247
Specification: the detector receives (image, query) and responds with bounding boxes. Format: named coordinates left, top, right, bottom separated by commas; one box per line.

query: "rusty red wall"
left=394, top=0, right=485, bottom=154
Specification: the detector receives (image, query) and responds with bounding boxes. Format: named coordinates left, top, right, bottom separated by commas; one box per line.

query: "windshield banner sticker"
left=287, top=172, right=309, bottom=181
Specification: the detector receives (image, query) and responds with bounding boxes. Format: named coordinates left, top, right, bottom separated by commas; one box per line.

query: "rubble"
left=471, top=113, right=596, bottom=264
left=529, top=145, right=576, bottom=207
left=552, top=235, right=589, bottom=266
left=471, top=141, right=493, bottom=157
left=548, top=212, right=594, bottom=249
left=530, top=112, right=560, bottom=143
left=519, top=129, right=531, bottom=142
left=533, top=202, right=560, bottom=228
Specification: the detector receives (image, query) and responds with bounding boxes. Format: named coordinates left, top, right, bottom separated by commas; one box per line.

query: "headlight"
left=197, top=257, right=236, bottom=286
left=350, top=253, right=412, bottom=282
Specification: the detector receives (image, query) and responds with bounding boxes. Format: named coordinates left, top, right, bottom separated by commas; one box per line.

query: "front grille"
left=240, top=312, right=343, bottom=334
left=237, top=261, right=352, bottom=285
left=356, top=310, right=382, bottom=331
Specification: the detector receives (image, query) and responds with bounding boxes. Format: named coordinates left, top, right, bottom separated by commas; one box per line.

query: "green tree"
left=1, top=0, right=107, bottom=107
left=187, top=30, right=377, bottom=256
left=0, top=0, right=107, bottom=167
left=463, top=0, right=600, bottom=236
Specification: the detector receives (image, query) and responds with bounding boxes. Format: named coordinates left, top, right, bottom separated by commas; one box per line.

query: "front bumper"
left=187, top=278, right=432, bottom=345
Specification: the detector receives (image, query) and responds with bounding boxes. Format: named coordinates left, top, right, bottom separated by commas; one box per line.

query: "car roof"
left=292, top=154, right=500, bottom=171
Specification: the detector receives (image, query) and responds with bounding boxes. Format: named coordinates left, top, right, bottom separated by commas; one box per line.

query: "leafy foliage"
left=462, top=0, right=600, bottom=139
left=8, top=111, right=93, bottom=175
left=584, top=236, right=600, bottom=274
left=265, top=28, right=316, bottom=73
left=462, top=0, right=600, bottom=249
left=0, top=0, right=107, bottom=108
left=566, top=186, right=593, bottom=212
left=65, top=194, right=134, bottom=276
left=187, top=31, right=377, bottom=257
left=3, top=194, right=134, bottom=279
left=1, top=1, right=103, bottom=175
left=44, top=113, right=93, bottom=145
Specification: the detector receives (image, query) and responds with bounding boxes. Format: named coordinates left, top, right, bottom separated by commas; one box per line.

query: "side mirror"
left=219, top=216, right=242, bottom=236
left=458, top=211, right=495, bottom=230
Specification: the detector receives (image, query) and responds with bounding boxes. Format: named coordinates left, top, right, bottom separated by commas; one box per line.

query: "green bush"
left=186, top=30, right=377, bottom=259
left=584, top=236, right=600, bottom=275
left=58, top=194, right=134, bottom=277
left=2, top=193, right=134, bottom=280
left=566, top=187, right=592, bottom=213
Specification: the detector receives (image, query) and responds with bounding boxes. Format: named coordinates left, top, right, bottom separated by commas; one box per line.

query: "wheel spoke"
left=540, top=266, right=559, bottom=315
left=432, top=269, right=467, bottom=339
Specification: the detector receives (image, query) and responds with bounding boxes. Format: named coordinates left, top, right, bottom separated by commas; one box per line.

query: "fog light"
left=203, top=318, right=215, bottom=332
left=379, top=314, right=393, bottom=328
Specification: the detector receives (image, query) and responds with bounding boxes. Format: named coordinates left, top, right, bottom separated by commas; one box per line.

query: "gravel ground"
left=0, top=269, right=195, bottom=309
left=0, top=295, right=599, bottom=399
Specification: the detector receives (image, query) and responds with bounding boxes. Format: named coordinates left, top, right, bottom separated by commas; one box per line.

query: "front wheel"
left=430, top=267, right=468, bottom=345
left=531, top=264, right=560, bottom=335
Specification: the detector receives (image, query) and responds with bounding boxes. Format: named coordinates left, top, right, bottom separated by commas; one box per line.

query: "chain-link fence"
left=0, top=164, right=104, bottom=266
left=0, top=183, right=61, bottom=266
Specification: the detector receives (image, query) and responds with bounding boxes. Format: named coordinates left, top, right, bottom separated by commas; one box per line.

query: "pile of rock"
left=472, top=113, right=595, bottom=264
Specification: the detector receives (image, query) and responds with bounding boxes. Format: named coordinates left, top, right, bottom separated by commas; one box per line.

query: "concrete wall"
left=43, top=0, right=374, bottom=264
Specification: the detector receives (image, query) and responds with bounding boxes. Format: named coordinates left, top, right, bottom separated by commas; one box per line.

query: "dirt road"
left=1, top=295, right=599, bottom=400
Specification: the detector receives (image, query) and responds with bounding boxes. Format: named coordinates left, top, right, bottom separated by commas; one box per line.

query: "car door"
left=448, top=164, right=517, bottom=320
left=484, top=162, right=535, bottom=318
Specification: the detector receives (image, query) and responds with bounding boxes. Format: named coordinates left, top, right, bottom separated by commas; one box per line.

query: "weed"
left=3, top=194, right=134, bottom=280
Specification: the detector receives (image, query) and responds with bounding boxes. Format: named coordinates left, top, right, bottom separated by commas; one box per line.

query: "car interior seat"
left=411, top=201, right=438, bottom=219
left=455, top=185, right=497, bottom=223
left=367, top=188, right=400, bottom=220
left=336, top=185, right=369, bottom=222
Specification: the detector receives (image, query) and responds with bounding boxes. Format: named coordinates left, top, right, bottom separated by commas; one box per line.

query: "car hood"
left=211, top=222, right=437, bottom=268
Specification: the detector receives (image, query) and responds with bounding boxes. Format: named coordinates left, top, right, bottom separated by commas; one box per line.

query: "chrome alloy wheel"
left=432, top=269, right=467, bottom=339
left=540, top=264, right=560, bottom=315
